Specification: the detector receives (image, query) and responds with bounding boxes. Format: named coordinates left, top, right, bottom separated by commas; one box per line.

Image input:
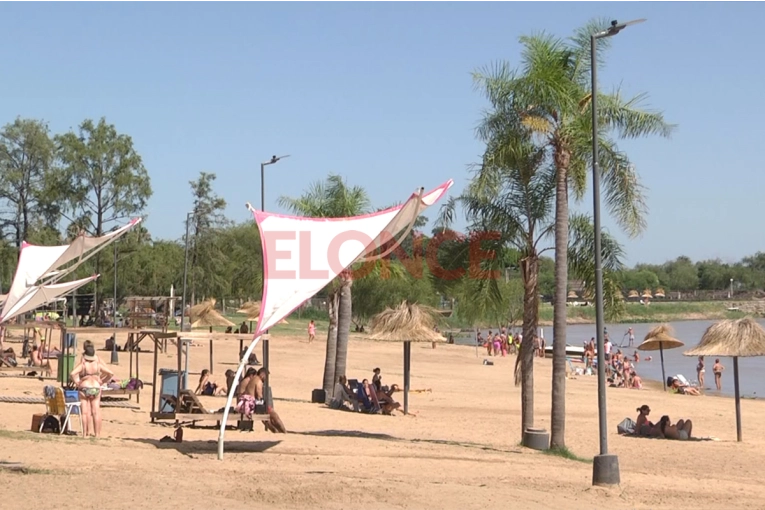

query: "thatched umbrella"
left=627, top=289, right=639, bottom=299
left=684, top=318, right=765, bottom=442
left=642, top=289, right=653, bottom=299
left=637, top=324, right=684, bottom=391
left=654, top=288, right=666, bottom=298
left=189, top=299, right=235, bottom=329
left=567, top=291, right=578, bottom=299
left=368, top=302, right=444, bottom=414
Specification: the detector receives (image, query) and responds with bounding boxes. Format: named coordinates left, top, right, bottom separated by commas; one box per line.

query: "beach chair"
left=178, top=390, right=216, bottom=414
left=354, top=381, right=380, bottom=414
left=42, top=388, right=82, bottom=435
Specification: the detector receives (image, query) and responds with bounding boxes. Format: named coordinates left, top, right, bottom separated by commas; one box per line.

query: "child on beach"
left=713, top=359, right=724, bottom=390
left=308, top=320, right=316, bottom=343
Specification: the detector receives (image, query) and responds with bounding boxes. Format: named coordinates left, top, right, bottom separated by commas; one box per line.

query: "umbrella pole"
left=734, top=356, right=742, bottom=442
left=660, top=344, right=666, bottom=391
left=403, top=341, right=411, bottom=415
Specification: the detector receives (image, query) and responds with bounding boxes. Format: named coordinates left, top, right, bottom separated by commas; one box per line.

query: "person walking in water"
left=627, top=327, right=635, bottom=347
left=713, top=359, right=724, bottom=391
left=696, top=356, right=705, bottom=389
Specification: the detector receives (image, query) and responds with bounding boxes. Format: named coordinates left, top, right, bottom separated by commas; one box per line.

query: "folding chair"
left=42, top=388, right=83, bottom=435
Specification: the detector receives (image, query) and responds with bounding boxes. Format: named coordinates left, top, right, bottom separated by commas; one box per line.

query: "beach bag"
left=40, top=415, right=60, bottom=434
left=125, top=378, right=144, bottom=391
left=617, top=417, right=636, bottom=435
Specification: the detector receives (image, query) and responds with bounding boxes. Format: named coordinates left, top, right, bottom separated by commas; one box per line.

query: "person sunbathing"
left=631, top=371, right=643, bottom=389
left=195, top=369, right=218, bottom=396
left=655, top=415, right=693, bottom=440
left=669, top=377, right=700, bottom=396
left=29, top=345, right=43, bottom=367
left=330, top=375, right=359, bottom=411
left=635, top=405, right=654, bottom=436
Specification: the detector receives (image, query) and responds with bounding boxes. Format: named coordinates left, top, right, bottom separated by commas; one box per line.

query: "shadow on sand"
left=292, top=429, right=519, bottom=455
left=126, top=437, right=281, bottom=457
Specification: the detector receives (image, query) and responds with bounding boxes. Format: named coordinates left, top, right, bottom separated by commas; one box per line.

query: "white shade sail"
left=1, top=218, right=141, bottom=322
left=1, top=275, right=98, bottom=323
left=251, top=180, right=453, bottom=335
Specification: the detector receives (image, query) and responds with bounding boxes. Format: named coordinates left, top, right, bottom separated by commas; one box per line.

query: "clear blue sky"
left=1, top=2, right=763, bottom=266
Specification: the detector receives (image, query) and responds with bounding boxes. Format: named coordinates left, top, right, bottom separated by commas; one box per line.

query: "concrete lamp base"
left=592, top=453, right=620, bottom=486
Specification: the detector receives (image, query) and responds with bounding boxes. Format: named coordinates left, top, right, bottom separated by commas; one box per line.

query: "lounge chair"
left=354, top=381, right=381, bottom=414
left=42, top=388, right=82, bottom=436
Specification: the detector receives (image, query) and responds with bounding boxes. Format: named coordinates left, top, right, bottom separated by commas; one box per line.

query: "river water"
left=458, top=319, right=765, bottom=398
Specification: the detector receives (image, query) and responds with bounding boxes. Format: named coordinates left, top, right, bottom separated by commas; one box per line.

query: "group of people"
left=696, top=356, right=725, bottom=391
left=634, top=404, right=694, bottom=440
left=330, top=367, right=404, bottom=415
left=583, top=335, right=644, bottom=390
left=477, top=328, right=524, bottom=357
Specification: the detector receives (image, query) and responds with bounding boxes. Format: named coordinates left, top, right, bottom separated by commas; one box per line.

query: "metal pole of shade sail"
left=403, top=341, right=411, bottom=415
left=733, top=356, right=742, bottom=442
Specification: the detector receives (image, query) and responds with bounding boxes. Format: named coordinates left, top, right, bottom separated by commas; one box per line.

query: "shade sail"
left=1, top=275, right=98, bottom=323
left=1, top=218, right=141, bottom=322
left=250, top=180, right=453, bottom=335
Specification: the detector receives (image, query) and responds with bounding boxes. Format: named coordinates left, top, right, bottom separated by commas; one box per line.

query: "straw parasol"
left=654, top=288, right=666, bottom=298
left=637, top=324, right=684, bottom=391
left=684, top=318, right=765, bottom=441
left=237, top=301, right=261, bottom=316
left=189, top=299, right=235, bottom=329
left=567, top=291, right=578, bottom=299
left=642, top=289, right=653, bottom=299
left=368, top=301, right=444, bottom=414
left=627, top=290, right=639, bottom=299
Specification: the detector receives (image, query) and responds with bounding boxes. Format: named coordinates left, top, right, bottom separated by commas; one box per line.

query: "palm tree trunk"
left=334, top=278, right=352, bottom=382
left=321, top=290, right=340, bottom=399
left=551, top=155, right=570, bottom=449
left=519, top=255, right=539, bottom=438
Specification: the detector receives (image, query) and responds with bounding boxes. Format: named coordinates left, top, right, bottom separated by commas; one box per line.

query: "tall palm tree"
left=278, top=175, right=370, bottom=397
left=439, top=127, right=625, bottom=439
left=473, top=19, right=674, bottom=449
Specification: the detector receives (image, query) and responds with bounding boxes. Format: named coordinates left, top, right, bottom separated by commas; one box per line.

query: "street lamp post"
left=180, top=212, right=194, bottom=335
left=260, top=154, right=289, bottom=407
left=590, top=18, right=645, bottom=487
left=729, top=278, right=734, bottom=299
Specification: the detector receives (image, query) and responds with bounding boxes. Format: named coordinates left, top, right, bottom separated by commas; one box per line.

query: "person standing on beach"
left=697, top=356, right=705, bottom=388
left=308, top=320, right=316, bottom=343
left=713, top=359, right=724, bottom=391
left=604, top=337, right=612, bottom=362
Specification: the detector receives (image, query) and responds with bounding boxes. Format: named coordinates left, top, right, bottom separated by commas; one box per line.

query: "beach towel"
left=617, top=417, right=637, bottom=435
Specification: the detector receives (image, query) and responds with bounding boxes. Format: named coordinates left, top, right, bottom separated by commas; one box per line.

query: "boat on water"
left=544, top=344, right=585, bottom=358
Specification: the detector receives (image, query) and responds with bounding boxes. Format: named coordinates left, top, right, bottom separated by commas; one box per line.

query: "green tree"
left=278, top=175, right=370, bottom=396
left=473, top=19, right=674, bottom=449
left=0, top=118, right=57, bottom=249
left=188, top=172, right=229, bottom=304
left=55, top=118, right=152, bottom=316
left=664, top=256, right=699, bottom=292
left=619, top=268, right=660, bottom=293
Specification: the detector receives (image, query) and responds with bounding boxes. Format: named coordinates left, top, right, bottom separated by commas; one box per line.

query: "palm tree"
left=278, top=175, right=370, bottom=397
left=439, top=126, right=625, bottom=439
left=473, top=19, right=674, bottom=449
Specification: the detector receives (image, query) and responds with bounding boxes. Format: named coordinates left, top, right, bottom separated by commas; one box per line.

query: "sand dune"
left=1, top=329, right=764, bottom=509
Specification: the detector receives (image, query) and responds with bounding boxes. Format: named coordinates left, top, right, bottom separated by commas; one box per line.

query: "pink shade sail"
left=1, top=218, right=141, bottom=323
left=251, top=180, right=453, bottom=336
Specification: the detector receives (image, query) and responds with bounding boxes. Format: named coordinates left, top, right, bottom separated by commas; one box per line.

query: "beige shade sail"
left=637, top=324, right=685, bottom=351
left=368, top=301, right=444, bottom=343
left=684, top=318, right=765, bottom=357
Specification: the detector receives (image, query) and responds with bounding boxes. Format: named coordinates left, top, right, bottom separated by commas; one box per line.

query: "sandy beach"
left=2, top=329, right=765, bottom=509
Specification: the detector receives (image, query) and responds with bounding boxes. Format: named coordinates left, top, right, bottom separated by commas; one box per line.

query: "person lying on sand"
left=668, top=377, right=700, bottom=396
left=655, top=415, right=693, bottom=440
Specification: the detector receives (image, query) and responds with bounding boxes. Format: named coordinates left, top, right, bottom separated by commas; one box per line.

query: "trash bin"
left=158, top=369, right=187, bottom=413
left=57, top=354, right=75, bottom=385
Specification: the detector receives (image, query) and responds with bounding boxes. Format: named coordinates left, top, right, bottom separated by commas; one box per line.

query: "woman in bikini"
left=655, top=415, right=693, bottom=441
left=713, top=359, right=724, bottom=391
left=696, top=356, right=705, bottom=389
left=635, top=405, right=653, bottom=435
left=70, top=340, right=114, bottom=438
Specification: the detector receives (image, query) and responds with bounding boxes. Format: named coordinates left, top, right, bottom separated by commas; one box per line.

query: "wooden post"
left=660, top=344, right=666, bottom=391
left=734, top=356, right=742, bottom=442
left=403, top=341, right=411, bottom=415
left=136, top=344, right=141, bottom=404
left=209, top=339, right=214, bottom=374
left=151, top=331, right=159, bottom=423
left=176, top=333, right=182, bottom=409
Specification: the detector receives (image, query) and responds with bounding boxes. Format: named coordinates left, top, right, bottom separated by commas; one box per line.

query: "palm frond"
left=597, top=139, right=648, bottom=238
left=598, top=89, right=676, bottom=139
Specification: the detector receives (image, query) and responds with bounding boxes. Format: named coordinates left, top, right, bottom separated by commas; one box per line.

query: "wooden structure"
left=124, top=296, right=174, bottom=331
left=148, top=330, right=256, bottom=424
left=0, top=322, right=64, bottom=380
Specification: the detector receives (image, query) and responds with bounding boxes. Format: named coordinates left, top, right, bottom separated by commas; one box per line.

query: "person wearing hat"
left=70, top=340, right=114, bottom=437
